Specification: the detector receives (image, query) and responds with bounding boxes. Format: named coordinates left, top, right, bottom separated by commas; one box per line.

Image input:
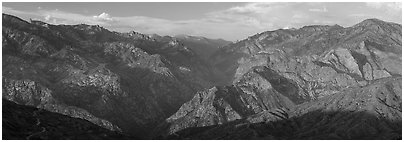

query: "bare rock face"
left=211, top=17, right=401, bottom=101
left=158, top=18, right=402, bottom=139
left=2, top=78, right=121, bottom=132
left=233, top=54, right=269, bottom=83
left=210, top=18, right=401, bottom=86
left=165, top=77, right=401, bottom=140
left=165, top=86, right=243, bottom=134
left=320, top=48, right=362, bottom=77
left=3, top=27, right=57, bottom=56
left=2, top=13, right=221, bottom=138
left=233, top=51, right=360, bottom=100
left=159, top=66, right=299, bottom=136
left=104, top=42, right=172, bottom=76
left=3, top=78, right=55, bottom=107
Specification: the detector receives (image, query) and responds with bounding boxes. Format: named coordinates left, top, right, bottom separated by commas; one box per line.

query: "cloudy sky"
left=2, top=2, right=402, bottom=41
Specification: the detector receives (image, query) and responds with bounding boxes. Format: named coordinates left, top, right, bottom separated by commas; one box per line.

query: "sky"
left=2, top=2, right=402, bottom=41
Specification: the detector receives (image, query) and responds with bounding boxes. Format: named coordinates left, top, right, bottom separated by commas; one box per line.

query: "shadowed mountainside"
left=2, top=99, right=134, bottom=140
left=162, top=77, right=402, bottom=140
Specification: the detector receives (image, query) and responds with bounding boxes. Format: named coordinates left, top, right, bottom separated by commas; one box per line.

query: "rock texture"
left=156, top=66, right=299, bottom=136
left=158, top=18, right=402, bottom=139
left=210, top=19, right=401, bottom=85
left=2, top=14, right=225, bottom=138
left=2, top=13, right=401, bottom=140
left=164, top=77, right=401, bottom=140
left=2, top=78, right=121, bottom=131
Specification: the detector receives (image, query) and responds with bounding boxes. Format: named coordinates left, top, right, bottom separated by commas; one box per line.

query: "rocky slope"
left=2, top=13, right=224, bottom=138
left=210, top=19, right=401, bottom=85
left=158, top=18, right=402, bottom=139
left=2, top=13, right=401, bottom=140
left=164, top=77, right=401, bottom=139
left=155, top=66, right=299, bottom=136
left=2, top=99, right=133, bottom=140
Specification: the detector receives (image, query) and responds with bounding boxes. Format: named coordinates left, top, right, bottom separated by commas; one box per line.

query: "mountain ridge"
left=2, top=13, right=402, bottom=140
left=157, top=17, right=402, bottom=139
left=2, top=13, right=229, bottom=139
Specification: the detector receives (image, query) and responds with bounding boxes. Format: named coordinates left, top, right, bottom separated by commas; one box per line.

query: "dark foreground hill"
left=160, top=77, right=401, bottom=140
left=2, top=99, right=134, bottom=140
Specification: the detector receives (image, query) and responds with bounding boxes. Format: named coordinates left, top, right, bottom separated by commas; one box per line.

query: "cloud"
left=348, top=13, right=372, bottom=17
left=39, top=10, right=101, bottom=25
left=366, top=2, right=401, bottom=10
left=44, top=15, right=51, bottom=21
left=309, top=7, right=328, bottom=12
left=220, top=2, right=280, bottom=15
left=206, top=3, right=290, bottom=30
left=3, top=6, right=112, bottom=25
left=366, top=2, right=401, bottom=16
left=282, top=26, right=290, bottom=29
left=2, top=6, right=36, bottom=16
left=2, top=3, right=402, bottom=41
left=93, top=12, right=113, bottom=21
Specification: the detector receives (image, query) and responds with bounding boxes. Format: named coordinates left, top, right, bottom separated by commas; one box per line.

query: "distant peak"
left=362, top=18, right=384, bottom=23
left=300, top=25, right=336, bottom=32
left=174, top=34, right=190, bottom=38
left=175, top=34, right=204, bottom=39
left=129, top=31, right=144, bottom=35
left=175, top=35, right=213, bottom=43
left=355, top=18, right=386, bottom=27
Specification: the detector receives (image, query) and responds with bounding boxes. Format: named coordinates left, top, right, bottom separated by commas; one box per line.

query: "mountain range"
left=2, top=13, right=402, bottom=140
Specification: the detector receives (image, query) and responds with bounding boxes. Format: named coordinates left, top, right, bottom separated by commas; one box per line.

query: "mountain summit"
left=156, top=18, right=402, bottom=139
left=2, top=13, right=227, bottom=138
left=2, top=14, right=402, bottom=140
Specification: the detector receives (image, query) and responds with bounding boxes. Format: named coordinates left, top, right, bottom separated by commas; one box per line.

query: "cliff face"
left=164, top=77, right=401, bottom=140
left=2, top=14, right=222, bottom=138
left=159, top=18, right=402, bottom=139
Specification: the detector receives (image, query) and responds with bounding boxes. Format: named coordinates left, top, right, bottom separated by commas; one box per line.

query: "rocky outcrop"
left=213, top=17, right=401, bottom=100
left=165, top=77, right=401, bottom=140
left=159, top=18, right=402, bottom=139
left=160, top=66, right=301, bottom=135
left=2, top=78, right=121, bottom=131
left=103, top=42, right=172, bottom=76
left=2, top=13, right=220, bottom=138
